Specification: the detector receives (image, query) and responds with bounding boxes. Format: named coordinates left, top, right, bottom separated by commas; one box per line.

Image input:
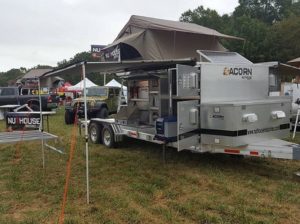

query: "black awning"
left=42, top=58, right=196, bottom=78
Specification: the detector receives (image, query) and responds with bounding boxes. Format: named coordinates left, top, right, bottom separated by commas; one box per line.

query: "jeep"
left=64, top=86, right=121, bottom=124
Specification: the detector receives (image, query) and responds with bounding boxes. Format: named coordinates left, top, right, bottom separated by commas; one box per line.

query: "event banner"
left=91, top=44, right=106, bottom=58
left=6, top=112, right=40, bottom=130
left=100, top=45, right=120, bottom=61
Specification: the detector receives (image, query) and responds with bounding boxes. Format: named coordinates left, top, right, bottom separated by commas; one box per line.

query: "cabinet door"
left=177, top=65, right=200, bottom=97
left=177, top=100, right=199, bottom=151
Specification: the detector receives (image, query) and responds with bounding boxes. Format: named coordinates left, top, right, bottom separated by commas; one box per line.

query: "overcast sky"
left=0, top=0, right=239, bottom=72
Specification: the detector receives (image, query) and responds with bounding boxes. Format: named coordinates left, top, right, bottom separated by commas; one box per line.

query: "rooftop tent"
left=100, top=15, right=243, bottom=61
left=67, top=77, right=98, bottom=91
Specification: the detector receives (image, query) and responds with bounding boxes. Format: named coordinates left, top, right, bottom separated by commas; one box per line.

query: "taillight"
left=47, top=96, right=52, bottom=103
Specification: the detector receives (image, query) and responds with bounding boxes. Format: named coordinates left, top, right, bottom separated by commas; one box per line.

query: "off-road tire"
left=65, top=110, right=75, bottom=124
left=101, top=125, right=115, bottom=148
left=97, top=107, right=109, bottom=119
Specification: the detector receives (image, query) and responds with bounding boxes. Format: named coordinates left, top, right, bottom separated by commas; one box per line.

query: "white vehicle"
left=86, top=51, right=300, bottom=161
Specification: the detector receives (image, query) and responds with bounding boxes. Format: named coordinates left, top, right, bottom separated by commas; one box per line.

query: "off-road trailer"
left=87, top=51, right=300, bottom=161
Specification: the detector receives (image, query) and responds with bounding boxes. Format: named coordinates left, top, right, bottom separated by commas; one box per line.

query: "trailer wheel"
left=89, top=122, right=102, bottom=144
left=102, top=125, right=115, bottom=148
left=65, top=110, right=75, bottom=124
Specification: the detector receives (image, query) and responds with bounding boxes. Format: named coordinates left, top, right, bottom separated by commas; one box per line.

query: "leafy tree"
left=31, top=65, right=53, bottom=69
left=180, top=6, right=225, bottom=32
left=227, top=15, right=269, bottom=62
left=57, top=51, right=97, bottom=68
left=180, top=1, right=300, bottom=63
left=56, top=51, right=118, bottom=85
left=0, top=68, right=27, bottom=86
left=266, top=15, right=300, bottom=62
left=234, top=0, right=294, bottom=24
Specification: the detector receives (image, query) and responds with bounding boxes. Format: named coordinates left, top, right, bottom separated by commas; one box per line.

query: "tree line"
left=180, top=0, right=300, bottom=63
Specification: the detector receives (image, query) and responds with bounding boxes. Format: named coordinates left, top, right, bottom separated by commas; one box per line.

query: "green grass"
left=0, top=107, right=300, bottom=223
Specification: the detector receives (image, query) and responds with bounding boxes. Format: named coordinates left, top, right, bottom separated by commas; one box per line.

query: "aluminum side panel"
left=200, top=99, right=291, bottom=147
left=200, top=63, right=269, bottom=103
left=177, top=100, right=199, bottom=151
left=177, top=64, right=199, bottom=97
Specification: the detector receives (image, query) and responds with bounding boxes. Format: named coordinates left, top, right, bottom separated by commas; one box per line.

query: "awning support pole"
left=82, top=62, right=90, bottom=204
left=38, top=77, right=45, bottom=169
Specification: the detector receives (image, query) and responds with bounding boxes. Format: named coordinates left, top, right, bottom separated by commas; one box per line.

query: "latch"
left=271, top=111, right=286, bottom=119
left=189, top=108, right=199, bottom=124
left=242, top=113, right=258, bottom=123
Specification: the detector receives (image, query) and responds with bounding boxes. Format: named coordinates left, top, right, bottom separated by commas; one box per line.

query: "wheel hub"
left=90, top=127, right=97, bottom=142
left=103, top=129, right=111, bottom=146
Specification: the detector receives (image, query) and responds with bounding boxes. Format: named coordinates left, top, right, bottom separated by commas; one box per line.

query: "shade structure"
left=256, top=61, right=300, bottom=77
left=43, top=59, right=196, bottom=78
left=105, top=79, right=127, bottom=98
left=67, top=78, right=97, bottom=91
left=100, top=15, right=243, bottom=61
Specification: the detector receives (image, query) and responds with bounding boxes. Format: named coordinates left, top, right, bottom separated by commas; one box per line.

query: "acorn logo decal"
left=223, top=67, right=230, bottom=76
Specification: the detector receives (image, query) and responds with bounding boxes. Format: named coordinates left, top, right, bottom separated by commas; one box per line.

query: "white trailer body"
left=88, top=51, right=300, bottom=160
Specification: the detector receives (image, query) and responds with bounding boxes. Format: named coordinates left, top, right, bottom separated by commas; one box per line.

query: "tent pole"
left=38, top=77, right=45, bottom=169
left=82, top=62, right=90, bottom=204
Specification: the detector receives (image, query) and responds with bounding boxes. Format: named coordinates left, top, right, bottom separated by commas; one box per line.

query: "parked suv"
left=64, top=86, right=121, bottom=124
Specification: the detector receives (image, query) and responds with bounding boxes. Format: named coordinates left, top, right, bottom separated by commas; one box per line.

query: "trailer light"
left=242, top=113, right=258, bottom=123
left=224, top=149, right=240, bottom=154
left=271, top=111, right=286, bottom=119
left=250, top=151, right=259, bottom=156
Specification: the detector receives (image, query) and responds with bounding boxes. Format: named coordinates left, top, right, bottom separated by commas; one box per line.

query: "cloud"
left=0, top=0, right=239, bottom=72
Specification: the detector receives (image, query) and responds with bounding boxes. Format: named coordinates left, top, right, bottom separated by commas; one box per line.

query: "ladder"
left=117, top=80, right=127, bottom=112
left=293, top=105, right=300, bottom=139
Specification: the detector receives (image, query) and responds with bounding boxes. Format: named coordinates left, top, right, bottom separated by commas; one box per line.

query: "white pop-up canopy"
left=105, top=79, right=127, bottom=99
left=105, top=79, right=123, bottom=88
left=67, top=77, right=98, bottom=91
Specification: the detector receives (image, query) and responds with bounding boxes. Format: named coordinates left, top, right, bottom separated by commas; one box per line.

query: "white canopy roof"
left=67, top=77, right=98, bottom=91
left=105, top=79, right=127, bottom=89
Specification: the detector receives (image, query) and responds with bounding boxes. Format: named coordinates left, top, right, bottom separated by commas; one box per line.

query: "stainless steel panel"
left=200, top=63, right=269, bottom=103
left=200, top=98, right=291, bottom=147
left=177, top=100, right=199, bottom=151
left=177, top=65, right=199, bottom=97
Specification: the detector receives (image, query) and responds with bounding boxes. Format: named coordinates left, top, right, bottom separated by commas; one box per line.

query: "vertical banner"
left=91, top=45, right=106, bottom=58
